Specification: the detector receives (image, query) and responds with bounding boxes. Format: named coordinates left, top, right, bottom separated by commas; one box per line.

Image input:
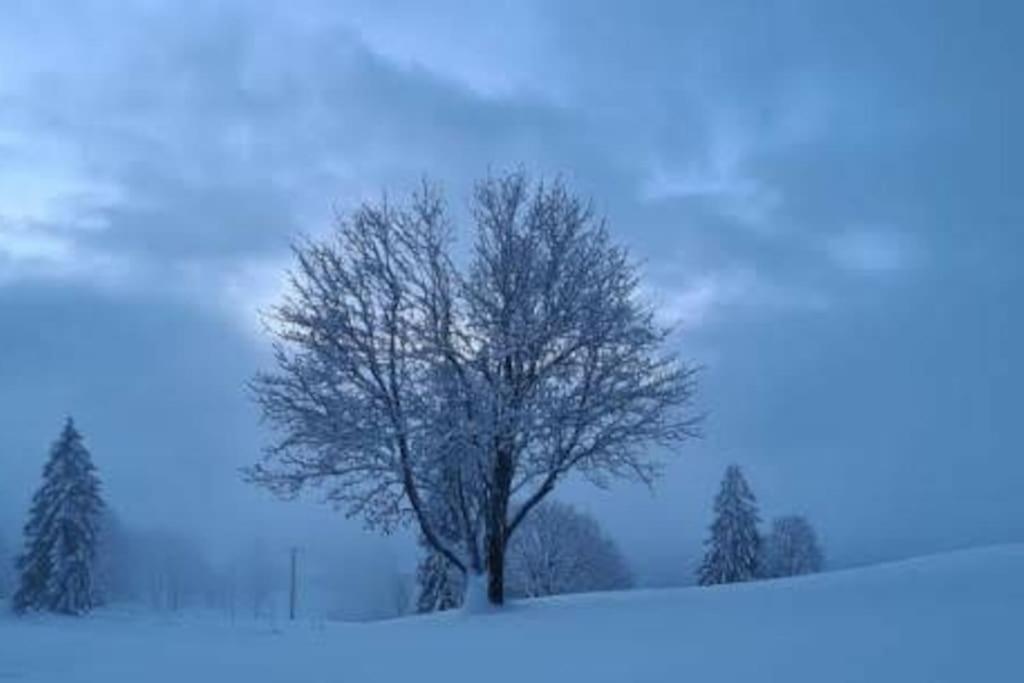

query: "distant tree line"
left=7, top=418, right=826, bottom=620
left=98, top=512, right=229, bottom=613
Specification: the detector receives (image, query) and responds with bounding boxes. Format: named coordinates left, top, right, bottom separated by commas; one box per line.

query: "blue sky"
left=1, top=0, right=1021, bottom=582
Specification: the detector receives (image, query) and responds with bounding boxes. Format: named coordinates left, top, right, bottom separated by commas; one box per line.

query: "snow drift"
left=1, top=544, right=1020, bottom=682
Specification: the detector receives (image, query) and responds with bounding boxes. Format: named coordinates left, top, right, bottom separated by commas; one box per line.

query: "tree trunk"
left=485, top=440, right=514, bottom=606
left=485, top=530, right=506, bottom=605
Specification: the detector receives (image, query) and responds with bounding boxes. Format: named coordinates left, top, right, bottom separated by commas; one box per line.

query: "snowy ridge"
left=2, top=544, right=1021, bottom=683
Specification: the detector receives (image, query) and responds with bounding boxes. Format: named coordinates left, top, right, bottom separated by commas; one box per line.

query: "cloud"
left=0, top=0, right=591, bottom=322
left=637, top=95, right=831, bottom=232
left=0, top=225, right=73, bottom=264
left=337, top=1, right=551, bottom=100
left=170, top=256, right=292, bottom=338
left=642, top=165, right=782, bottom=231
left=0, top=222, right=132, bottom=289
left=0, top=0, right=956, bottom=322
left=826, top=230, right=920, bottom=275
left=652, top=268, right=828, bottom=330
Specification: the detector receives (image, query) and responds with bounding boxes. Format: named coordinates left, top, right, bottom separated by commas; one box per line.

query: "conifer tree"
left=697, top=465, right=761, bottom=586
left=13, top=418, right=105, bottom=615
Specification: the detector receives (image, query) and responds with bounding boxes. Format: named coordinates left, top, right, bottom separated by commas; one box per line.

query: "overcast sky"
left=1, top=0, right=1021, bottom=584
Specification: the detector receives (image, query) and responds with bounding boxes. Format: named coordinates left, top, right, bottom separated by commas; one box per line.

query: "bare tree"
left=235, top=540, right=280, bottom=619
left=761, top=515, right=824, bottom=578
left=506, top=500, right=632, bottom=598
left=247, top=171, right=698, bottom=605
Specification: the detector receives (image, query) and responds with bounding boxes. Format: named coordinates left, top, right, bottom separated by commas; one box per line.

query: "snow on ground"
left=1, top=544, right=1021, bottom=683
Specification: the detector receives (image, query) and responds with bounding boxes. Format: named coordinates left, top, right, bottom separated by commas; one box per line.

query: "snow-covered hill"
left=1, top=544, right=1021, bottom=682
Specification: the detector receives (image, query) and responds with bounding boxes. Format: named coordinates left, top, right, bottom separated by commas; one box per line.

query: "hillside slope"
left=1, top=544, right=1021, bottom=682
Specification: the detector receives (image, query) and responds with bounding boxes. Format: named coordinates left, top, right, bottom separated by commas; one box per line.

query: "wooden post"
left=289, top=547, right=298, bottom=621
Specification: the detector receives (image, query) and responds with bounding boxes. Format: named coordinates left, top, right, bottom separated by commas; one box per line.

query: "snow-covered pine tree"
left=697, top=465, right=761, bottom=586
left=13, top=418, right=105, bottom=615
